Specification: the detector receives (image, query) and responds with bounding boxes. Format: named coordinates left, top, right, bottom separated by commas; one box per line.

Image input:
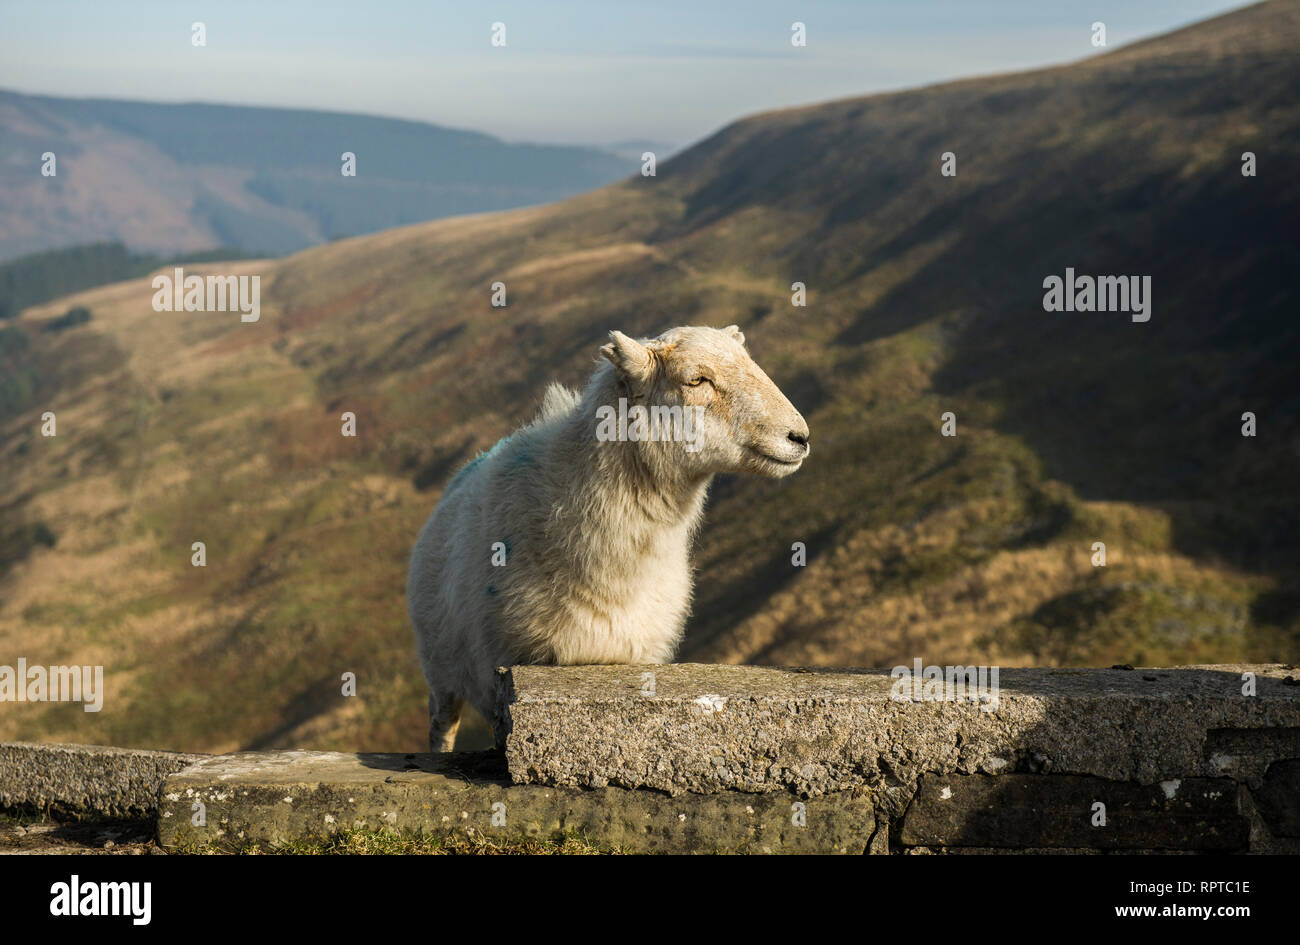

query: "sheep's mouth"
left=747, top=446, right=804, bottom=467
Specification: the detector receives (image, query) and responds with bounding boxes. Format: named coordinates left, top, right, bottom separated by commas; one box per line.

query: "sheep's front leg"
left=428, top=692, right=465, bottom=753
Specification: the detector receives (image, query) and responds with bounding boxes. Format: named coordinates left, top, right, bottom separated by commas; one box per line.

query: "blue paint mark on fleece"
left=508, top=445, right=535, bottom=472
left=445, top=434, right=512, bottom=494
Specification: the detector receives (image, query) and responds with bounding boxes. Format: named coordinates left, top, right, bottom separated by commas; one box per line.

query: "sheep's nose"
left=788, top=431, right=809, bottom=449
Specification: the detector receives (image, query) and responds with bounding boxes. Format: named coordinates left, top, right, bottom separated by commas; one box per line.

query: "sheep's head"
left=598, top=325, right=810, bottom=478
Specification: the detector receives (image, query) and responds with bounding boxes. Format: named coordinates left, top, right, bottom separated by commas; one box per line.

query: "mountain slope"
left=0, top=90, right=630, bottom=260
left=1, top=0, right=1297, bottom=753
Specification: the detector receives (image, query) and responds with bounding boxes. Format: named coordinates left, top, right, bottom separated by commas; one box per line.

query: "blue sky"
left=0, top=0, right=1255, bottom=148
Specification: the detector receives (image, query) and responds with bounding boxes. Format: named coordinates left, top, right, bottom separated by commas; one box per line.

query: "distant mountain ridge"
left=0, top=90, right=630, bottom=261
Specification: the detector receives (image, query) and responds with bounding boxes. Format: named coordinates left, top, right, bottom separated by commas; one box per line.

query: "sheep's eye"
left=686, top=376, right=711, bottom=387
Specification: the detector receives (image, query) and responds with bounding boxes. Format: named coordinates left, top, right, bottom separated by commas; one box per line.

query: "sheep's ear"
left=723, top=324, right=746, bottom=346
left=600, top=330, right=655, bottom=383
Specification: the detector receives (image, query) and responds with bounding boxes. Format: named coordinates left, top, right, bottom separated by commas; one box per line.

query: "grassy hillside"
left=1, top=1, right=1297, bottom=753
left=0, top=242, right=261, bottom=318
left=0, top=90, right=629, bottom=261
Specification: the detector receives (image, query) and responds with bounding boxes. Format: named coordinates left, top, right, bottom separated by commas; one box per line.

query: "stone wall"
left=498, top=663, right=1300, bottom=853
left=5, top=664, right=1298, bottom=853
left=0, top=742, right=205, bottom=818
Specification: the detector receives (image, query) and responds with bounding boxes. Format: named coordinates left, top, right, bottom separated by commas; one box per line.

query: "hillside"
left=0, top=242, right=264, bottom=319
left=0, top=90, right=629, bottom=261
left=1, top=0, right=1297, bottom=753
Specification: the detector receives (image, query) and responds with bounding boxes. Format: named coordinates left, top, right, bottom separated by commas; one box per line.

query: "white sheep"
left=407, top=325, right=810, bottom=751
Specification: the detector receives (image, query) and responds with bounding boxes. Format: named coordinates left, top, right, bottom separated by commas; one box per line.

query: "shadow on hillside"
left=832, top=160, right=1300, bottom=627
left=680, top=521, right=840, bottom=660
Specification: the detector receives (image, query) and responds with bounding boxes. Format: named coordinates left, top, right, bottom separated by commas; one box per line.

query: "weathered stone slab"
left=499, top=664, right=1300, bottom=809
left=900, top=774, right=1248, bottom=851
left=1204, top=726, right=1300, bottom=785
left=156, top=750, right=874, bottom=854
left=0, top=742, right=206, bottom=817
left=1252, top=759, right=1300, bottom=838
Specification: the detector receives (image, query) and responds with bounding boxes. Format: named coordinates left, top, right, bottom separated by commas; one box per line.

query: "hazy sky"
left=0, top=0, right=1255, bottom=148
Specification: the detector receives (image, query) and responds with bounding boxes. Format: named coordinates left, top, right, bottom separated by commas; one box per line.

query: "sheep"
left=407, top=325, right=810, bottom=751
